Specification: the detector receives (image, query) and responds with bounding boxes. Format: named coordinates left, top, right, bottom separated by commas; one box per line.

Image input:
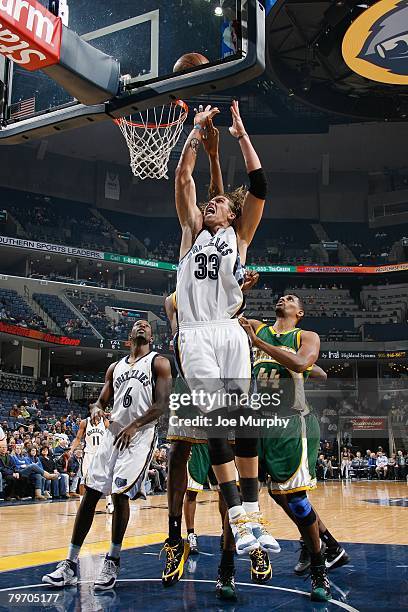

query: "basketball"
left=173, top=52, right=210, bottom=73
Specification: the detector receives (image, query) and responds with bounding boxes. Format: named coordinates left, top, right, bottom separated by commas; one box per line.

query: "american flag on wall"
left=10, top=97, right=36, bottom=120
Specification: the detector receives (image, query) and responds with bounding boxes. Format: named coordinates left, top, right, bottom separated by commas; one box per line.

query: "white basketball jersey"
left=84, top=417, right=106, bottom=455
left=110, top=352, right=158, bottom=428
left=176, top=226, right=245, bottom=324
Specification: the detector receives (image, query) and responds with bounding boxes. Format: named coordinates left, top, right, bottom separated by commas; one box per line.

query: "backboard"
left=0, top=0, right=265, bottom=142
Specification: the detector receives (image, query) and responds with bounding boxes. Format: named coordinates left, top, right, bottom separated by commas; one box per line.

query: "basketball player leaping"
left=43, top=320, right=172, bottom=591
left=69, top=410, right=113, bottom=512
left=163, top=101, right=278, bottom=587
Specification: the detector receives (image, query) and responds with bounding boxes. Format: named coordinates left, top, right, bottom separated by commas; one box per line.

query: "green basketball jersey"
left=253, top=324, right=311, bottom=414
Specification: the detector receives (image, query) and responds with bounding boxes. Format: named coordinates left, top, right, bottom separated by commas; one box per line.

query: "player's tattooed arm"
left=89, top=361, right=116, bottom=421
left=176, top=105, right=220, bottom=259
left=114, top=357, right=172, bottom=451
left=190, top=137, right=200, bottom=155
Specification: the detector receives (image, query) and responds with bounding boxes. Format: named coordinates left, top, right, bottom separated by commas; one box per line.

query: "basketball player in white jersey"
left=164, top=101, right=278, bottom=591
left=69, top=411, right=113, bottom=512
left=43, top=320, right=172, bottom=591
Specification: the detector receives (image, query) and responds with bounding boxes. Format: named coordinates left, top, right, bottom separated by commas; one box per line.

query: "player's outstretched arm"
left=229, top=100, right=267, bottom=254
left=241, top=270, right=259, bottom=293
left=69, top=418, right=86, bottom=455
left=176, top=105, right=220, bottom=259
left=89, top=361, right=116, bottom=420
left=239, top=317, right=320, bottom=373
left=202, top=117, right=224, bottom=199
left=114, top=356, right=172, bottom=451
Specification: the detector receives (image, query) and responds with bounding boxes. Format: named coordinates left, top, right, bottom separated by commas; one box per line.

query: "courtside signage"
left=342, top=0, right=408, bottom=85
left=0, top=0, right=61, bottom=70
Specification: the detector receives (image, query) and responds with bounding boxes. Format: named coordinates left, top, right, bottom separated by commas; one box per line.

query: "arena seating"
left=0, top=288, right=48, bottom=331
left=3, top=187, right=115, bottom=252
left=33, top=294, right=95, bottom=339
left=324, top=222, right=408, bottom=264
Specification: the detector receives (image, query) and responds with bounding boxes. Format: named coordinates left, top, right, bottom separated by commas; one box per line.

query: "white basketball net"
left=115, top=100, right=188, bottom=180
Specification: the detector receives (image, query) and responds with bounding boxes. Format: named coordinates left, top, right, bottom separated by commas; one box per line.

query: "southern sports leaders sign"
left=0, top=236, right=104, bottom=260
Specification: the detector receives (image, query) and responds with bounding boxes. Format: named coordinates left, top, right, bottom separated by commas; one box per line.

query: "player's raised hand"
left=242, top=270, right=259, bottom=293
left=229, top=99, right=246, bottom=139
left=238, top=316, right=257, bottom=343
left=194, top=104, right=220, bottom=128
left=202, top=117, right=220, bottom=157
left=114, top=422, right=139, bottom=451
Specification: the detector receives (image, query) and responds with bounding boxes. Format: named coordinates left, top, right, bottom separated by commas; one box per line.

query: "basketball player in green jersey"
left=239, top=294, right=347, bottom=602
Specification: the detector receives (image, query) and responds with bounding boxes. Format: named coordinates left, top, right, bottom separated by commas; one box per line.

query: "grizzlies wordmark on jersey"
left=84, top=417, right=106, bottom=455
left=110, top=352, right=158, bottom=428
left=176, top=226, right=245, bottom=324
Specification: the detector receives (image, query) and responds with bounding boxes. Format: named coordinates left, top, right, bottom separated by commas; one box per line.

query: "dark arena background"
left=0, top=1, right=407, bottom=610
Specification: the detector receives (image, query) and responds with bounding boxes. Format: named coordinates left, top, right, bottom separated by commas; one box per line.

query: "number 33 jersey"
left=110, top=352, right=159, bottom=428
left=176, top=226, right=245, bottom=324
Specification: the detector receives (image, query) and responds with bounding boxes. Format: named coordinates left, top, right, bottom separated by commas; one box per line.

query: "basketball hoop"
left=115, top=100, right=189, bottom=180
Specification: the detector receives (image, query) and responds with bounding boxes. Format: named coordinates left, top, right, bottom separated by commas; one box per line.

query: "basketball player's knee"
left=287, top=493, right=316, bottom=527
left=235, top=437, right=258, bottom=458
left=207, top=438, right=234, bottom=466
left=169, top=441, right=191, bottom=468
left=83, top=486, right=102, bottom=509
left=112, top=492, right=129, bottom=506
left=185, top=490, right=197, bottom=502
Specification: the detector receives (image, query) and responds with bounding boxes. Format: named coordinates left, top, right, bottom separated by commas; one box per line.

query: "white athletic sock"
left=106, top=495, right=112, bottom=505
left=228, top=505, right=245, bottom=521
left=108, top=543, right=122, bottom=559
left=67, top=544, right=81, bottom=563
left=243, top=501, right=260, bottom=514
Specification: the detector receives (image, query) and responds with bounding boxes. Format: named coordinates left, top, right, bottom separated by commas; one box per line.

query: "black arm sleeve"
left=248, top=168, right=267, bottom=200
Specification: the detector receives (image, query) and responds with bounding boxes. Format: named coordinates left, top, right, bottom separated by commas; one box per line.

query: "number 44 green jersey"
left=253, top=324, right=312, bottom=416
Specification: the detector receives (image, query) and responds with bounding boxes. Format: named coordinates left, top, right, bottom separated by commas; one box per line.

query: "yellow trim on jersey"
left=167, top=435, right=208, bottom=444
left=270, top=484, right=317, bottom=495
left=255, top=323, right=267, bottom=335
left=296, top=329, right=302, bottom=349
left=269, top=326, right=300, bottom=335
left=172, top=291, right=177, bottom=310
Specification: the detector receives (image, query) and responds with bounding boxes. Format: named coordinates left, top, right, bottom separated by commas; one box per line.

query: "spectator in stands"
left=150, top=449, right=167, bottom=492
left=68, top=449, right=81, bottom=498
left=375, top=451, right=388, bottom=479
left=0, top=445, right=26, bottom=500
left=396, top=450, right=406, bottom=480
left=39, top=446, right=68, bottom=499
left=10, top=444, right=57, bottom=500
left=368, top=452, right=377, bottom=479
left=340, top=448, right=352, bottom=479
left=27, top=447, right=50, bottom=499
left=9, top=404, right=20, bottom=418
left=387, top=453, right=396, bottom=480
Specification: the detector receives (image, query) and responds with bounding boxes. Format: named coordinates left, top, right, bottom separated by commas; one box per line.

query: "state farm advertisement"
left=0, top=0, right=61, bottom=70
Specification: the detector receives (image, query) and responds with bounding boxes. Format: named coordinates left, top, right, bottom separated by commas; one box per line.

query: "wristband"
left=238, top=132, right=248, bottom=140
left=193, top=124, right=203, bottom=132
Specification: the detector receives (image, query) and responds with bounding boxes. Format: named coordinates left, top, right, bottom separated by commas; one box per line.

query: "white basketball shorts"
left=174, top=318, right=252, bottom=414
left=86, top=422, right=156, bottom=499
